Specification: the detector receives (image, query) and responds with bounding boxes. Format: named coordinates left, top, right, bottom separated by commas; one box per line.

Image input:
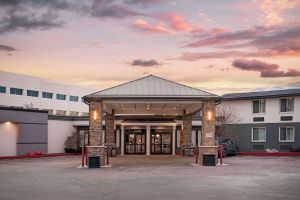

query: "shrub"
left=64, top=148, right=81, bottom=153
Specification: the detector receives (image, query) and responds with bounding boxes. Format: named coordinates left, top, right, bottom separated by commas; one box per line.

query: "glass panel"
left=0, top=86, right=6, bottom=93
left=260, top=100, right=266, bottom=113
left=192, top=130, right=197, bottom=147
left=176, top=130, right=180, bottom=148
left=253, top=128, right=265, bottom=141
left=125, top=130, right=146, bottom=154
left=253, top=128, right=259, bottom=141
left=253, top=100, right=259, bottom=113
left=287, top=99, right=294, bottom=112
left=286, top=127, right=294, bottom=141
left=27, top=90, right=39, bottom=97
left=161, top=133, right=171, bottom=154
left=280, top=99, right=287, bottom=112
left=42, top=92, right=53, bottom=99
left=116, top=130, right=120, bottom=148
left=10, top=88, right=22, bottom=95
left=280, top=127, right=286, bottom=140
left=258, top=128, right=265, bottom=141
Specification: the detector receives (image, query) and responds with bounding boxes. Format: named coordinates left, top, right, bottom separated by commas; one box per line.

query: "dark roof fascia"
left=84, top=96, right=221, bottom=102
left=48, top=115, right=89, bottom=121
left=0, top=106, right=48, bottom=113
left=223, top=92, right=300, bottom=101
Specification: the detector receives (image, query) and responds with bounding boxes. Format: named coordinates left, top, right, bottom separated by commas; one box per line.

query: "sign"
left=205, top=132, right=213, bottom=138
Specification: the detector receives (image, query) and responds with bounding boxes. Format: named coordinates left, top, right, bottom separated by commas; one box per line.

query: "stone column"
left=87, top=100, right=105, bottom=166
left=199, top=100, right=218, bottom=165
left=105, top=110, right=115, bottom=155
left=120, top=125, right=125, bottom=155
left=146, top=125, right=151, bottom=155
left=181, top=110, right=192, bottom=155
left=172, top=125, right=176, bottom=155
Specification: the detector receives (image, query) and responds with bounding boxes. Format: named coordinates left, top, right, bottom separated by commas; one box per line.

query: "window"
left=252, top=127, right=266, bottom=142
left=69, top=95, right=79, bottom=102
left=253, top=99, right=265, bottom=113
left=27, top=90, right=39, bottom=97
left=42, top=92, right=53, bottom=99
left=69, top=111, right=79, bottom=116
left=56, top=94, right=66, bottom=100
left=0, top=86, right=6, bottom=93
left=10, top=88, right=23, bottom=95
left=56, top=110, right=66, bottom=116
left=280, top=98, right=294, bottom=112
left=279, top=127, right=294, bottom=142
left=81, top=112, right=89, bottom=116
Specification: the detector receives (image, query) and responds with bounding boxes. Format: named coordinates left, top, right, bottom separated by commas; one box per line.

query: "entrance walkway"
left=110, top=155, right=194, bottom=167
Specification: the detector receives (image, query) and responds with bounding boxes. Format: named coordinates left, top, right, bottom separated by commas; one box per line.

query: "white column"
left=172, top=125, right=176, bottom=155
left=121, top=125, right=124, bottom=155
left=146, top=125, right=151, bottom=155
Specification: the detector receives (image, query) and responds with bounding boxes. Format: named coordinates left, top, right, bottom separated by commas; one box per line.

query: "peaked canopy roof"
left=84, top=75, right=220, bottom=100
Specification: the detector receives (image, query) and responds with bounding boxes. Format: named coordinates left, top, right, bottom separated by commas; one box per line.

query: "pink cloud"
left=208, top=28, right=229, bottom=35
left=156, top=12, right=192, bottom=31
left=232, top=58, right=300, bottom=78
left=253, top=0, right=300, bottom=26
left=132, top=19, right=173, bottom=34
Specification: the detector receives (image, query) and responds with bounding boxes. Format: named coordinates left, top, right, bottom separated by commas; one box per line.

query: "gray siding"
left=0, top=108, right=48, bottom=155
left=226, top=123, right=300, bottom=152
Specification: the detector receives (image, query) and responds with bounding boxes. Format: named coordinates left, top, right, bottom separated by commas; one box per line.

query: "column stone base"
left=86, top=146, right=106, bottom=167
left=198, top=146, right=218, bottom=166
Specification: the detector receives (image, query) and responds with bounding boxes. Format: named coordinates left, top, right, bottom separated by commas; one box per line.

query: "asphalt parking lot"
left=0, top=155, right=299, bottom=200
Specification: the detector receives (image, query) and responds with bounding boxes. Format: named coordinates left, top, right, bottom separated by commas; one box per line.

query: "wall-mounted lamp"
left=208, top=111, right=212, bottom=121
left=93, top=110, right=97, bottom=121
left=146, top=104, right=151, bottom=110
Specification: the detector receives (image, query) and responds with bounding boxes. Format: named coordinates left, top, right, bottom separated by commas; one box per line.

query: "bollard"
left=106, top=147, right=109, bottom=165
left=85, top=146, right=88, bottom=166
left=81, top=145, right=84, bottom=167
left=195, top=146, right=199, bottom=164
left=220, top=144, right=223, bottom=165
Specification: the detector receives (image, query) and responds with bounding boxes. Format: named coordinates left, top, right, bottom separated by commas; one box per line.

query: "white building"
left=220, top=90, right=300, bottom=152
left=0, top=71, right=96, bottom=116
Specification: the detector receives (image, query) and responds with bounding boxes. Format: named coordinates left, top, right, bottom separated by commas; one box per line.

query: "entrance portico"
left=84, top=75, right=221, bottom=166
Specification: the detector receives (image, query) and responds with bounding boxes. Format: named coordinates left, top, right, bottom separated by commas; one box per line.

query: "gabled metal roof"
left=84, top=75, right=219, bottom=100
left=223, top=88, right=300, bottom=100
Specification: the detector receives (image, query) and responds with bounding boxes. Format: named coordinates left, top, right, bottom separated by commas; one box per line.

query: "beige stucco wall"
left=48, top=120, right=75, bottom=153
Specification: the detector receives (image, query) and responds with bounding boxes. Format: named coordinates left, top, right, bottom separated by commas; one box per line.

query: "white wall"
left=48, top=120, right=75, bottom=153
left=0, top=71, right=96, bottom=116
left=219, top=96, right=300, bottom=124
left=0, top=122, right=18, bottom=156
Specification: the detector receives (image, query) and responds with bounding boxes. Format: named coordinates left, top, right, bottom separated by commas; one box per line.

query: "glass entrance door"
left=151, top=129, right=172, bottom=154
left=125, top=129, right=146, bottom=154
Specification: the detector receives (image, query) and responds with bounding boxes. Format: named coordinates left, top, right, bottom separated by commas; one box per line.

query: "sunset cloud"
left=131, top=59, right=161, bottom=67
left=254, top=0, right=300, bottom=26
left=132, top=19, right=173, bottom=34
left=178, top=23, right=300, bottom=60
left=232, top=58, right=300, bottom=77
left=124, top=0, right=163, bottom=6
left=0, top=44, right=17, bottom=52
left=156, top=12, right=193, bottom=32
left=90, top=0, right=145, bottom=19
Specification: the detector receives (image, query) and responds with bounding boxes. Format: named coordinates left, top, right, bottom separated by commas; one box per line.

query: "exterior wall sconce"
left=93, top=110, right=97, bottom=121
left=208, top=111, right=212, bottom=121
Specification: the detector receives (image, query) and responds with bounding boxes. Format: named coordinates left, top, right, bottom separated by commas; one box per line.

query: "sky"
left=0, top=0, right=300, bottom=95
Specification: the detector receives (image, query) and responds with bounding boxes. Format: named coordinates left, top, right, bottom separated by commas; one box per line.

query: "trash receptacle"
left=111, top=149, right=117, bottom=157
left=184, top=147, right=194, bottom=156
left=88, top=156, right=100, bottom=168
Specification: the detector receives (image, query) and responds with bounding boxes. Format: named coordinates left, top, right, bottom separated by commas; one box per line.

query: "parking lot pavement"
left=0, top=156, right=299, bottom=200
